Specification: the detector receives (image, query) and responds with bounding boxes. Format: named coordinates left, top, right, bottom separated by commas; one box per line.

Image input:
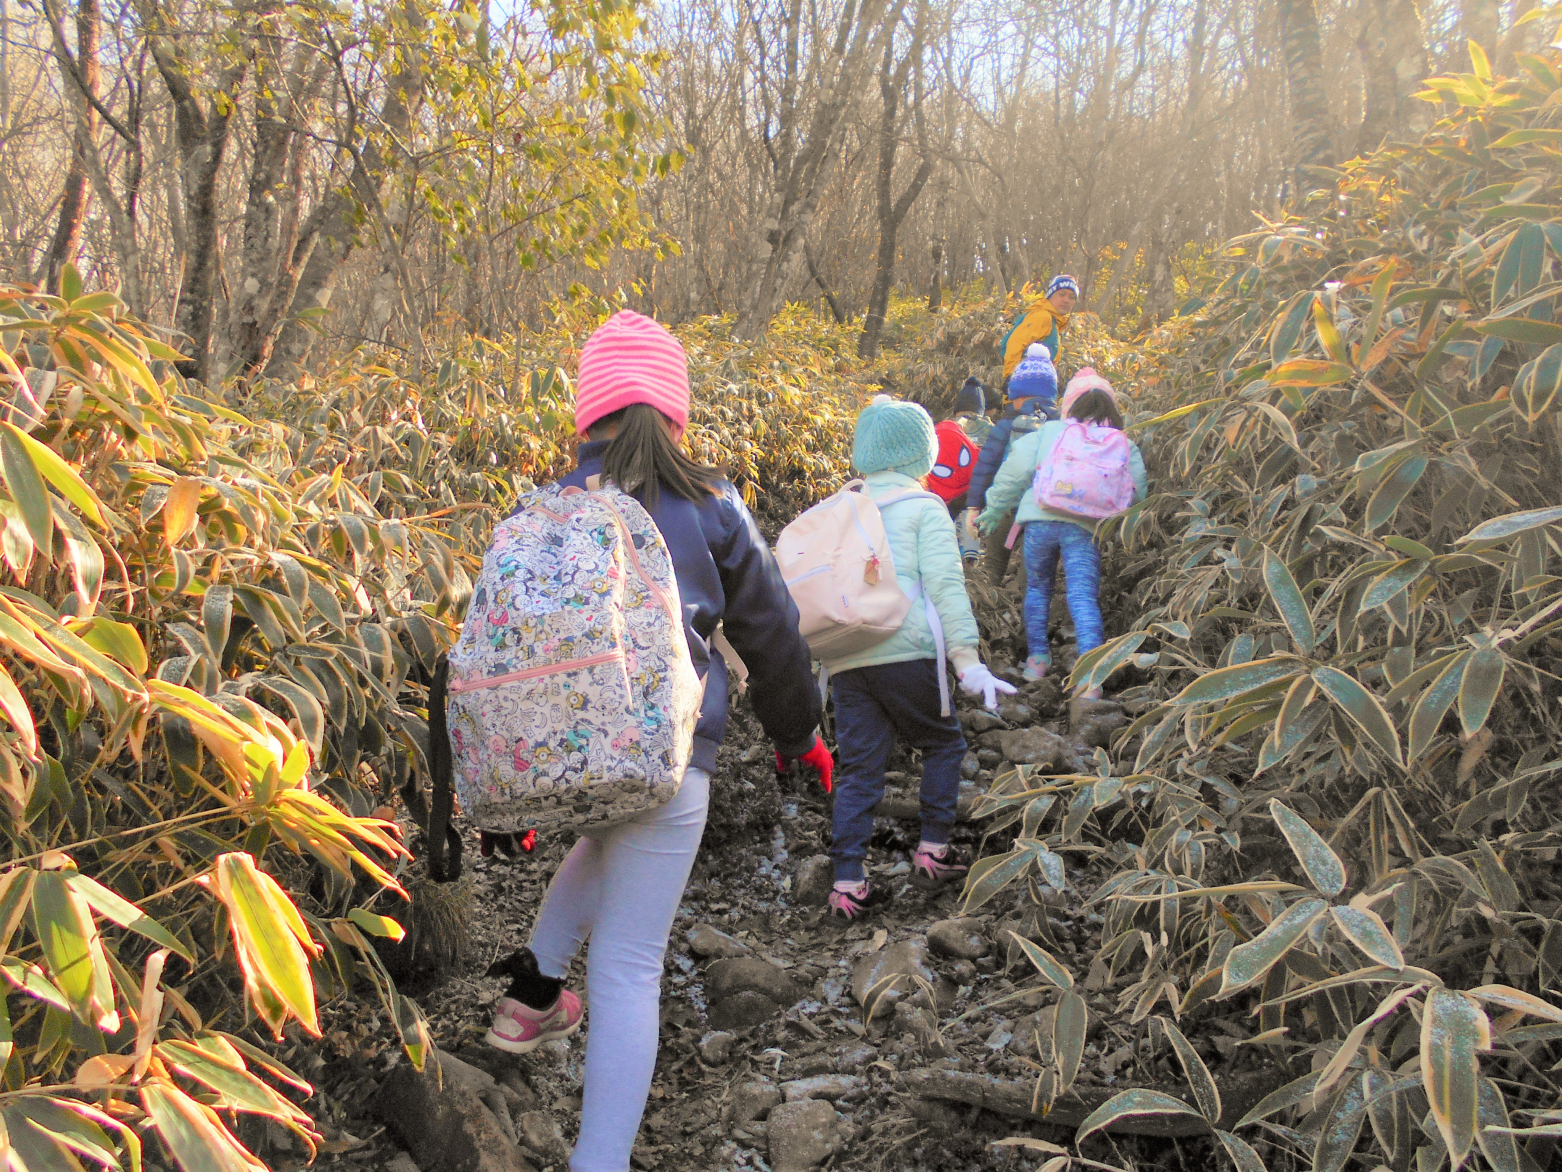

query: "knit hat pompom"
left=1047, top=274, right=1080, bottom=298
left=1007, top=343, right=1058, bottom=402
left=1059, top=367, right=1116, bottom=419
left=853, top=396, right=937, bottom=479
left=954, top=377, right=986, bottom=416
left=574, top=310, right=691, bottom=439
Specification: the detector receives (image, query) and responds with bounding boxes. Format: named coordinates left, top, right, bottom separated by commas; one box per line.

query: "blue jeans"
left=829, top=660, right=967, bottom=883
left=1022, top=521, right=1103, bottom=663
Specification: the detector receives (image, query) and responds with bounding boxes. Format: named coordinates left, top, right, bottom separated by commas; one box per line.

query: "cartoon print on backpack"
left=445, top=484, right=703, bottom=834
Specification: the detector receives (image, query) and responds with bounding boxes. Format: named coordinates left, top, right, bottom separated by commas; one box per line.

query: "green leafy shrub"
left=0, top=278, right=463, bottom=1170
left=962, top=47, right=1562, bottom=1172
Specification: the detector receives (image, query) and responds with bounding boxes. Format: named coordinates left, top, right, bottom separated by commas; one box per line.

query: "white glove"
left=959, top=663, right=1018, bottom=711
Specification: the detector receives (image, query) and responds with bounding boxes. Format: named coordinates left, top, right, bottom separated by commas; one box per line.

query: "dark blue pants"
left=829, top=659, right=968, bottom=882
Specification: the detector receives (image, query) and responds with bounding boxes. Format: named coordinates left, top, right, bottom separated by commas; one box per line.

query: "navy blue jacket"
left=966, top=400, right=1052, bottom=510
left=554, top=442, right=820, bottom=774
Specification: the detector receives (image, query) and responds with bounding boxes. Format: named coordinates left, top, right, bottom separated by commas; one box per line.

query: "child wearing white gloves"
left=821, top=396, right=1016, bottom=919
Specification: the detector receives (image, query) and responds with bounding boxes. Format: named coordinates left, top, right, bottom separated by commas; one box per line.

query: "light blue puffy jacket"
left=980, top=420, right=1148, bottom=533
left=821, top=471, right=982, bottom=675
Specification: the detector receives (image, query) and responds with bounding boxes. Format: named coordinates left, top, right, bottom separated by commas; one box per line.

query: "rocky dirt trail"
left=277, top=615, right=1272, bottom=1172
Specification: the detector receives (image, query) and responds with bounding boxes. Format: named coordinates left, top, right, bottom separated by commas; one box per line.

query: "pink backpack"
left=1033, top=420, right=1134, bottom=520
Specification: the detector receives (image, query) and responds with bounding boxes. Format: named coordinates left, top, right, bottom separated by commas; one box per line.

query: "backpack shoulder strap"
left=877, top=489, right=945, bottom=510
left=425, top=656, right=464, bottom=883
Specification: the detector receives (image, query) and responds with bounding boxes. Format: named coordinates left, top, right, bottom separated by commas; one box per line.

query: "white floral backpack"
left=441, top=482, right=702, bottom=837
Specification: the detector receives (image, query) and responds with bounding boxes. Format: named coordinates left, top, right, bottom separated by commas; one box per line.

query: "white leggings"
left=529, top=768, right=710, bottom=1172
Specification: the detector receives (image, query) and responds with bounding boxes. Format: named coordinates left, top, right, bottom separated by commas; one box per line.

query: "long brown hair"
left=593, top=403, right=722, bottom=509
left=1066, top=388, right=1124, bottom=430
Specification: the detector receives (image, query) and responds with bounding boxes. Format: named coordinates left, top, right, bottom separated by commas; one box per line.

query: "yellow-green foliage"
left=962, top=48, right=1562, bottom=1170
left=0, top=277, right=466, bottom=1170
left=255, top=301, right=879, bottom=525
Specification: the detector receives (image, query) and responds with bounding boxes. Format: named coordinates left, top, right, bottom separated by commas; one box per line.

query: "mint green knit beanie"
left=852, top=395, right=937, bottom=479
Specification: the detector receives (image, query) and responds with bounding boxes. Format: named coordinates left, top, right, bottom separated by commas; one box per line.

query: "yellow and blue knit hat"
left=852, top=395, right=937, bottom=479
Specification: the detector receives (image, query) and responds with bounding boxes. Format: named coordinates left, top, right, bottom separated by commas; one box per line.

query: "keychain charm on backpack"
left=443, top=483, right=702, bottom=837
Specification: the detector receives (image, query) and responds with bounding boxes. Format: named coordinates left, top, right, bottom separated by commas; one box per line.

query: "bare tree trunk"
left=927, top=239, right=942, bottom=312
left=142, top=0, right=245, bottom=382
left=732, top=0, right=901, bottom=340
left=35, top=0, right=98, bottom=294
left=859, top=8, right=933, bottom=360
left=231, top=33, right=329, bottom=379
left=264, top=6, right=426, bottom=380
left=804, top=237, right=845, bottom=324
left=1277, top=0, right=1335, bottom=186
left=1461, top=0, right=1499, bottom=52
left=1355, top=0, right=1428, bottom=155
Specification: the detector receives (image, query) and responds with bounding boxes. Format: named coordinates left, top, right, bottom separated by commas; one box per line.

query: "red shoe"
left=911, top=843, right=969, bottom=891
left=484, top=990, right=583, bottom=1054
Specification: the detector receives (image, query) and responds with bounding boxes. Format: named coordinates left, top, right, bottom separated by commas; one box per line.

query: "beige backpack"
left=775, top=481, right=944, bottom=660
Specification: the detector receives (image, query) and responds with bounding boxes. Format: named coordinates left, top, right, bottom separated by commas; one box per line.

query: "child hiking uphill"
left=927, top=377, right=990, bottom=562
left=978, top=370, right=1147, bottom=694
left=470, top=311, right=828, bottom=1172
left=964, top=343, right=1057, bottom=586
left=819, top=396, right=1016, bottom=919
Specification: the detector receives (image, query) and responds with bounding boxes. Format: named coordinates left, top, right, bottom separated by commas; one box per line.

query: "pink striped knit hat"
left=1058, top=367, right=1116, bottom=419
left=574, top=311, right=691, bottom=440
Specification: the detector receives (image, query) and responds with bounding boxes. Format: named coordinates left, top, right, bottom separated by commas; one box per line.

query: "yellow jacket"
left=1001, top=301, right=1070, bottom=378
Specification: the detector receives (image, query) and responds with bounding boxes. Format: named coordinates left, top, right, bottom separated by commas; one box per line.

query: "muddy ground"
left=248, top=583, right=1284, bottom=1172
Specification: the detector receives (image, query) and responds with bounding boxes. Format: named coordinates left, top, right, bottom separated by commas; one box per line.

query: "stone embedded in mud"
left=781, top=1074, right=868, bottom=1103
left=793, top=855, right=834, bottom=907
left=1073, top=709, right=1128, bottom=750
left=975, top=729, right=1006, bottom=751
left=960, top=752, right=980, bottom=780
left=375, top=1057, right=534, bottom=1172
left=515, top=1111, right=571, bottom=1166
left=998, top=727, right=1069, bottom=769
left=729, top=1080, right=783, bottom=1124
left=926, top=918, right=991, bottom=960
left=851, top=939, right=956, bottom=1012
left=964, top=710, right=1007, bottom=734
left=947, top=958, right=978, bottom=985
left=767, top=1099, right=844, bottom=1172
left=1025, top=677, right=1064, bottom=711
left=977, top=748, right=1003, bottom=770
left=686, top=923, right=751, bottom=960
left=699, top=1031, right=736, bottom=1064
left=895, top=1002, right=954, bottom=1058
left=705, top=957, right=804, bottom=1006
left=708, top=990, right=783, bottom=1031
left=832, top=1041, right=877, bottom=1068
left=1007, top=1009, right=1054, bottom=1060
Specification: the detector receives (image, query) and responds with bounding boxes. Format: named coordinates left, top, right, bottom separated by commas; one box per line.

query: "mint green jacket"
left=979, top=420, right=1148, bottom=533
left=821, top=471, right=982, bottom=674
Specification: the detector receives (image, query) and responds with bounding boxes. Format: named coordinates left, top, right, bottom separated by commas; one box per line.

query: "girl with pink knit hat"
left=483, top=311, right=829, bottom=1170
left=976, top=369, right=1147, bottom=693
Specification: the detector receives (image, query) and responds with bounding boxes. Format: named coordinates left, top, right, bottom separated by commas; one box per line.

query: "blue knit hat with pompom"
left=852, top=395, right=937, bottom=479
left=1007, top=343, right=1058, bottom=403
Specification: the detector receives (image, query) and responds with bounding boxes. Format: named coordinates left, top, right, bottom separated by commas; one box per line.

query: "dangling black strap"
left=426, top=657, right=463, bottom=882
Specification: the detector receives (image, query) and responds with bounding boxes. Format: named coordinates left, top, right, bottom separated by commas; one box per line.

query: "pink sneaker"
left=484, top=991, right=583, bottom=1054
left=828, top=880, right=892, bottom=921
left=911, top=843, right=969, bottom=891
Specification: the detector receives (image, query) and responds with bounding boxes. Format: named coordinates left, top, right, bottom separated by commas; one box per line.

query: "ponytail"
left=596, top=403, right=722, bottom=510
